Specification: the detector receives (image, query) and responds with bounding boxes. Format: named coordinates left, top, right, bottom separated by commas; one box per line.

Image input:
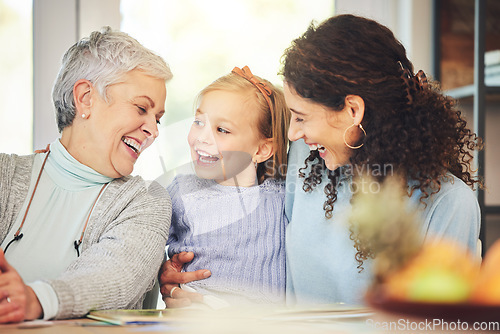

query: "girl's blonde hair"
left=197, top=69, right=290, bottom=183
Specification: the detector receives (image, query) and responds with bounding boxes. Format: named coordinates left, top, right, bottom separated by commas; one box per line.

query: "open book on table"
left=87, top=309, right=178, bottom=325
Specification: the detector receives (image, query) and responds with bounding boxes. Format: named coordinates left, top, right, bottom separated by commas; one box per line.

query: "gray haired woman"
left=0, top=27, right=172, bottom=323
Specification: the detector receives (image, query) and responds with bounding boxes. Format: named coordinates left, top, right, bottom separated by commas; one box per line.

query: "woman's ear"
left=73, top=79, right=93, bottom=117
left=254, top=138, right=275, bottom=163
left=345, top=95, right=365, bottom=125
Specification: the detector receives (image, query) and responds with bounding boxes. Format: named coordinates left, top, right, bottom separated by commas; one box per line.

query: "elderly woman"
left=159, top=14, right=482, bottom=308
left=0, top=27, right=172, bottom=323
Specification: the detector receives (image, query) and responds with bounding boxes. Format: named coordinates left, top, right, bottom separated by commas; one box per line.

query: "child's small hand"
left=159, top=252, right=211, bottom=308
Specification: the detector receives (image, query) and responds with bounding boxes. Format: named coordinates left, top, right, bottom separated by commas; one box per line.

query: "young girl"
left=166, top=66, right=290, bottom=308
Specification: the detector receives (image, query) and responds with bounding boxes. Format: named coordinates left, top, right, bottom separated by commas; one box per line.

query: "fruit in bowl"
left=408, top=269, right=471, bottom=303
left=350, top=175, right=500, bottom=307
left=470, top=239, right=500, bottom=305
left=381, top=240, right=479, bottom=303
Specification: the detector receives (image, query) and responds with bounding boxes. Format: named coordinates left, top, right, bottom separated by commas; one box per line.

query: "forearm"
left=51, top=230, right=167, bottom=319
left=24, top=285, right=43, bottom=320
left=27, top=282, right=58, bottom=320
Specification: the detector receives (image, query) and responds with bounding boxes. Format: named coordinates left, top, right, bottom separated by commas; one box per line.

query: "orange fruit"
left=470, top=239, right=500, bottom=305
left=383, top=239, right=480, bottom=302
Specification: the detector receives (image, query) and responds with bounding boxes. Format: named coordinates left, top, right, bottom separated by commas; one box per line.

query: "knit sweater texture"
left=167, top=174, right=287, bottom=305
left=0, top=152, right=171, bottom=319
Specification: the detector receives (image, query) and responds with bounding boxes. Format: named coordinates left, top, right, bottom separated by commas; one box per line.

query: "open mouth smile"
left=122, top=137, right=142, bottom=155
left=308, top=144, right=326, bottom=154
left=196, top=149, right=220, bottom=164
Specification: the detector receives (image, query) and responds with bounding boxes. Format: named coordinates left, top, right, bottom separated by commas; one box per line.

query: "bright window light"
left=0, top=0, right=33, bottom=154
left=120, top=0, right=333, bottom=183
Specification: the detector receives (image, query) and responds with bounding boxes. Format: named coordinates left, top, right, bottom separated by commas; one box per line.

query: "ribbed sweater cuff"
left=50, top=280, right=75, bottom=319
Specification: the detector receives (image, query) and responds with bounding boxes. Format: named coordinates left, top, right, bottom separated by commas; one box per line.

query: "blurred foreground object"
left=349, top=175, right=480, bottom=304
left=470, top=239, right=500, bottom=305
left=349, top=175, right=423, bottom=282
left=381, top=240, right=479, bottom=303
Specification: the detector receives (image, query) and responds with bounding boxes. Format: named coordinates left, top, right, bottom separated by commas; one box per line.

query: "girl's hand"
left=159, top=252, right=210, bottom=308
left=0, top=249, right=43, bottom=323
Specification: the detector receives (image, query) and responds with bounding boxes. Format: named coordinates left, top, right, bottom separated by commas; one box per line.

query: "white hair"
left=52, top=26, right=173, bottom=132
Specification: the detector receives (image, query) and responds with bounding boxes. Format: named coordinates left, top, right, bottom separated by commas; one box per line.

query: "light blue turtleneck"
left=1, top=139, right=113, bottom=319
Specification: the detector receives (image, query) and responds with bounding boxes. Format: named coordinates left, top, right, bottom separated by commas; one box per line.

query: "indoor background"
left=0, top=0, right=498, bottom=251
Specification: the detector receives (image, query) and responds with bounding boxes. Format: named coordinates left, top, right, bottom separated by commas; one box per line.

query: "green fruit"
left=408, top=270, right=470, bottom=303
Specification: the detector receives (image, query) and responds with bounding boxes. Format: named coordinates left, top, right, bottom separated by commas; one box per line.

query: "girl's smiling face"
left=188, top=89, right=264, bottom=186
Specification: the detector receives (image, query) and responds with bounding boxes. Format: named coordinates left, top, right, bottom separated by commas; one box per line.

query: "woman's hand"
left=159, top=252, right=210, bottom=308
left=0, top=249, right=43, bottom=323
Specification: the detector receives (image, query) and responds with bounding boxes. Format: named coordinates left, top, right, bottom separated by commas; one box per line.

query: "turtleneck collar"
left=43, top=139, right=113, bottom=190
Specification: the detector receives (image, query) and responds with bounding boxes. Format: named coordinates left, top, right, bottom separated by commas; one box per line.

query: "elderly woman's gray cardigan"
left=0, top=153, right=171, bottom=319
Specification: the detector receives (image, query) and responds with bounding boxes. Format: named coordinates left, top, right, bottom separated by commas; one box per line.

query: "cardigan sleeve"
left=46, top=177, right=172, bottom=319
left=0, top=153, right=33, bottom=244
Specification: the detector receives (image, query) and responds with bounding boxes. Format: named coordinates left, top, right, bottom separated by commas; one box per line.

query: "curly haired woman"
left=282, top=14, right=482, bottom=306
left=159, top=14, right=482, bottom=308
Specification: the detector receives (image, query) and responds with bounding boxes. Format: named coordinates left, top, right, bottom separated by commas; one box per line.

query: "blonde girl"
left=165, top=66, right=290, bottom=308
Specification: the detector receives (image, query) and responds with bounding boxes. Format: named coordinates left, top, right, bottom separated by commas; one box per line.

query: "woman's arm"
left=46, top=178, right=171, bottom=319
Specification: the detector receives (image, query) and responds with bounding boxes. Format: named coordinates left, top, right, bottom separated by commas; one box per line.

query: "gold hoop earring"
left=343, top=123, right=366, bottom=149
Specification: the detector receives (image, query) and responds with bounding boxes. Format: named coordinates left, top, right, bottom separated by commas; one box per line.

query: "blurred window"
left=0, top=0, right=33, bottom=154
left=120, top=0, right=333, bottom=180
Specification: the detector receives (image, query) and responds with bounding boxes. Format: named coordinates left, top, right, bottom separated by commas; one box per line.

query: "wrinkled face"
left=284, top=82, right=353, bottom=171
left=187, top=90, right=263, bottom=186
left=77, top=70, right=166, bottom=177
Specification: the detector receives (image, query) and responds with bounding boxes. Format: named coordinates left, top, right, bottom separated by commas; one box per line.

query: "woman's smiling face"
left=65, top=69, right=166, bottom=178
left=284, top=82, right=355, bottom=171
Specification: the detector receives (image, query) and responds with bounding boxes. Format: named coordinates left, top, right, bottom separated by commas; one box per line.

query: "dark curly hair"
left=280, top=14, right=483, bottom=270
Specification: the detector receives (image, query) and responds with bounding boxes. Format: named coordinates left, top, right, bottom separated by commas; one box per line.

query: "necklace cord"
left=3, top=233, right=23, bottom=253
left=74, top=183, right=107, bottom=257
left=16, top=150, right=51, bottom=237
left=3, top=150, right=50, bottom=253
left=4, top=145, right=109, bottom=257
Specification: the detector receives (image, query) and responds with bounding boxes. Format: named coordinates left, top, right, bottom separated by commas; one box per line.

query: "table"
left=0, top=307, right=377, bottom=334
left=2, top=306, right=498, bottom=333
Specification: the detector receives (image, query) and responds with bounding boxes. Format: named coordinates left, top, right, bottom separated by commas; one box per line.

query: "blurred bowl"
left=366, top=289, right=500, bottom=323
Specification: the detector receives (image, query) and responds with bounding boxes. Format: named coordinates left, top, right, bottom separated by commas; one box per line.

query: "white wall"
left=33, top=0, right=434, bottom=151
left=33, top=0, right=77, bottom=150
left=32, top=0, right=120, bottom=150
left=335, top=0, right=433, bottom=76
left=78, top=0, right=120, bottom=38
